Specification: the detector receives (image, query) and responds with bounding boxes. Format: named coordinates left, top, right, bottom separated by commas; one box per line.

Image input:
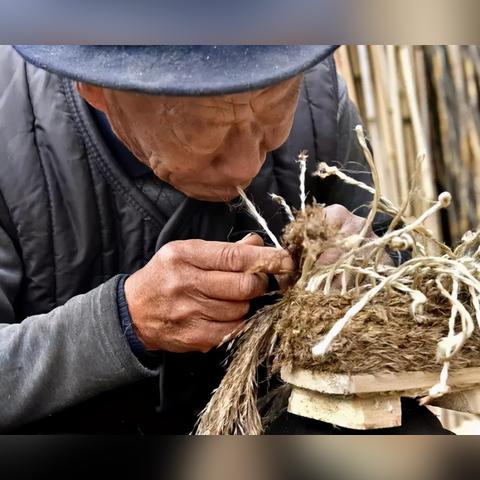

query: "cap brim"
left=14, top=45, right=338, bottom=96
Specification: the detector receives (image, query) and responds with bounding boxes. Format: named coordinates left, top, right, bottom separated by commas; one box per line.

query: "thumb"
left=236, top=232, right=265, bottom=247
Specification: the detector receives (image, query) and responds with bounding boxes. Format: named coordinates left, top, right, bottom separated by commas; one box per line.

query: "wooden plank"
left=281, top=366, right=480, bottom=396
left=430, top=387, right=480, bottom=415
left=288, top=387, right=402, bottom=430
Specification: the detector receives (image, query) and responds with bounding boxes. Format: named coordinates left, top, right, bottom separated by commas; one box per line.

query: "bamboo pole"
left=446, top=45, right=471, bottom=235
left=431, top=46, right=461, bottom=241
left=413, top=47, right=431, bottom=156
left=460, top=47, right=480, bottom=229
left=370, top=45, right=400, bottom=205
left=334, top=44, right=480, bottom=245
left=348, top=46, right=366, bottom=119
left=386, top=45, right=410, bottom=211
left=399, top=46, right=440, bottom=238
left=357, top=45, right=396, bottom=201
left=335, top=46, right=358, bottom=107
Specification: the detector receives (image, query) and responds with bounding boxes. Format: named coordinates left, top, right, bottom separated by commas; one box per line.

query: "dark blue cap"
left=13, top=45, right=338, bottom=96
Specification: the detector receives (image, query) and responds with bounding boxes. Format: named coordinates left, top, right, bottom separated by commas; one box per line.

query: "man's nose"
left=217, top=155, right=263, bottom=186
left=217, top=125, right=264, bottom=184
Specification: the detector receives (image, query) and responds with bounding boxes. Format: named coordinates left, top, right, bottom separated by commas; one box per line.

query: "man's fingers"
left=315, top=246, right=343, bottom=266
left=198, top=270, right=269, bottom=300
left=193, top=319, right=246, bottom=352
left=324, top=204, right=376, bottom=238
left=323, top=204, right=349, bottom=230
left=275, top=272, right=296, bottom=292
left=338, top=214, right=373, bottom=238
left=213, top=242, right=294, bottom=273
left=188, top=298, right=250, bottom=322
left=172, top=239, right=295, bottom=274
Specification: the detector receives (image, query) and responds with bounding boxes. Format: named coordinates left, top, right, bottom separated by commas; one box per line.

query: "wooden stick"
left=357, top=45, right=396, bottom=201
left=370, top=45, right=400, bottom=205
left=430, top=46, right=461, bottom=242
left=461, top=47, right=480, bottom=227
left=399, top=46, right=440, bottom=238
left=348, top=45, right=365, bottom=116
left=386, top=45, right=410, bottom=212
left=446, top=45, right=471, bottom=235
left=413, top=47, right=431, bottom=156
left=335, top=45, right=359, bottom=107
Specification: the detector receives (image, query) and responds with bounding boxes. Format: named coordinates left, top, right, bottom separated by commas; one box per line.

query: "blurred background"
left=335, top=45, right=480, bottom=434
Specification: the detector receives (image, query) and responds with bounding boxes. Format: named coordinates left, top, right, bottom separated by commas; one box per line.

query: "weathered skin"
left=77, top=77, right=302, bottom=202
left=77, top=80, right=385, bottom=353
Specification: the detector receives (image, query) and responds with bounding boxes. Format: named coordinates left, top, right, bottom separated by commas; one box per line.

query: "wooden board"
left=429, top=388, right=480, bottom=415
left=281, top=366, right=480, bottom=397
left=282, top=366, right=480, bottom=429
left=288, top=387, right=402, bottom=430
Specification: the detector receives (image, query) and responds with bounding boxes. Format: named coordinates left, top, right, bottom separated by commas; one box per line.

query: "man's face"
left=77, top=75, right=302, bottom=202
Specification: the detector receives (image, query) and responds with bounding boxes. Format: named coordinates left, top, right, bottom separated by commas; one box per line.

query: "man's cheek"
left=263, top=121, right=295, bottom=151
left=168, top=122, right=229, bottom=155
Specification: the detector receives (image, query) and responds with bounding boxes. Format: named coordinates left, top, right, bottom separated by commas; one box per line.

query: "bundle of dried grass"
left=195, top=125, right=480, bottom=435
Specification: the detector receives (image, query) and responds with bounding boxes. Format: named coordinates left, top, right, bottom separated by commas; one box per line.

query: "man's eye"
left=255, top=102, right=297, bottom=126
left=172, top=123, right=229, bottom=154
left=255, top=88, right=300, bottom=124
left=256, top=112, right=292, bottom=127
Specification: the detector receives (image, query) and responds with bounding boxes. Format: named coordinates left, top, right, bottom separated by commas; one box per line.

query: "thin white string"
left=297, top=151, right=308, bottom=212
left=237, top=188, right=282, bottom=249
left=270, top=193, right=294, bottom=222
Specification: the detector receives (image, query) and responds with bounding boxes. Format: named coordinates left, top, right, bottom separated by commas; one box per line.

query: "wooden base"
left=281, top=366, right=480, bottom=430
left=289, top=387, right=402, bottom=430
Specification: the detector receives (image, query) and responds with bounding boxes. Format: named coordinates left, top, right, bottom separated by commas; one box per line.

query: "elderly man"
left=0, top=45, right=446, bottom=433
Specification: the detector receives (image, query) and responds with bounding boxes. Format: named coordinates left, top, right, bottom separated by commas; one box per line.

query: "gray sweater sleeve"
left=0, top=219, right=159, bottom=431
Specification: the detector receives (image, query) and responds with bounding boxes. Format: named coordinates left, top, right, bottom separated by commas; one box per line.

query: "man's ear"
left=75, top=82, right=107, bottom=112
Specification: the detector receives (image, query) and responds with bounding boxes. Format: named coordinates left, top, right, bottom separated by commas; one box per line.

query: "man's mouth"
left=181, top=184, right=252, bottom=202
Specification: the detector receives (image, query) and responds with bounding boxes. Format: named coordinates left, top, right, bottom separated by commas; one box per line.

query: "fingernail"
left=238, top=233, right=254, bottom=242
left=236, top=233, right=254, bottom=244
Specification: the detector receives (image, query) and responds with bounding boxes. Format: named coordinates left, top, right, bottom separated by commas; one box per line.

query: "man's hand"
left=316, top=204, right=392, bottom=288
left=124, top=234, right=295, bottom=353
